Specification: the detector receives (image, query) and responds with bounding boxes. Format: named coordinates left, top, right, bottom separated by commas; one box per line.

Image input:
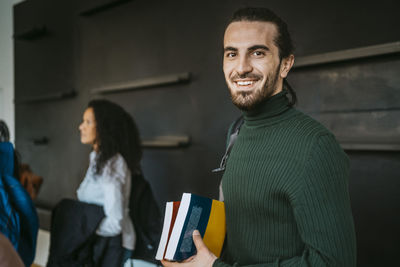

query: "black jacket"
left=47, top=199, right=104, bottom=267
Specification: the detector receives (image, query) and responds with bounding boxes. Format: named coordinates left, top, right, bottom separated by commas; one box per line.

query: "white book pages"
left=155, top=202, right=173, bottom=260
left=164, top=193, right=192, bottom=260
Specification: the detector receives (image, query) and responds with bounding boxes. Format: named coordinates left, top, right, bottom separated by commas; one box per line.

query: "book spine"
left=172, top=194, right=212, bottom=261
left=202, top=200, right=226, bottom=257
left=155, top=202, right=173, bottom=260
left=165, top=193, right=192, bottom=260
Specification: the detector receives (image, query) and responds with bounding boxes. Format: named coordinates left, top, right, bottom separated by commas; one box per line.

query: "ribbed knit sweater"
left=213, top=91, right=356, bottom=267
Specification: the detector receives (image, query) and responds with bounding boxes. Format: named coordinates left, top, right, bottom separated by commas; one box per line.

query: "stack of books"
left=155, top=193, right=226, bottom=262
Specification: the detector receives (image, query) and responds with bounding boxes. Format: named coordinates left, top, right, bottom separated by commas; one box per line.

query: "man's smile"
left=232, top=78, right=260, bottom=91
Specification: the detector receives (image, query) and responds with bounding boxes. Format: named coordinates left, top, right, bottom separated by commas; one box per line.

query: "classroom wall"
left=13, top=0, right=400, bottom=266
left=0, top=0, right=25, bottom=142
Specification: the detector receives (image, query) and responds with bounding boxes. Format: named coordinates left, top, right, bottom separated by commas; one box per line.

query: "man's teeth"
left=236, top=81, right=254, bottom=86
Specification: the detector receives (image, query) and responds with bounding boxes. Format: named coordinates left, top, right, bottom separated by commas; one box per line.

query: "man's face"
left=223, top=21, right=283, bottom=110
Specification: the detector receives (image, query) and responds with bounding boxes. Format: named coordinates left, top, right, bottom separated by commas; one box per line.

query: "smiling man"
left=223, top=19, right=291, bottom=110
left=162, top=7, right=356, bottom=267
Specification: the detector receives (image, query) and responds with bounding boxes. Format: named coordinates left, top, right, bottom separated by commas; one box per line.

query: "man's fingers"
left=192, top=230, right=206, bottom=251
left=162, top=259, right=191, bottom=267
left=161, top=230, right=209, bottom=267
left=182, top=255, right=195, bottom=263
left=161, top=259, right=173, bottom=267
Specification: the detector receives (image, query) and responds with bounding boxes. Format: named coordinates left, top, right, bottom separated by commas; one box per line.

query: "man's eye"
left=226, top=52, right=236, bottom=58
left=253, top=51, right=264, bottom=56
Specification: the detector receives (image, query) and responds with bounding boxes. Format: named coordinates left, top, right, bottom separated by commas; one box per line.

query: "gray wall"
left=14, top=0, right=400, bottom=266
left=0, top=0, right=25, bottom=142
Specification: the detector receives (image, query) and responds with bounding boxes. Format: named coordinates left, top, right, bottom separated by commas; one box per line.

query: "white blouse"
left=77, top=151, right=136, bottom=250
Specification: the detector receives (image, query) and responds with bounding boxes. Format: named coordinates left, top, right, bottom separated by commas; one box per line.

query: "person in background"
left=0, top=120, right=43, bottom=200
left=0, top=120, right=10, bottom=142
left=0, top=120, right=39, bottom=267
left=19, top=164, right=43, bottom=200
left=162, top=7, right=356, bottom=267
left=77, top=99, right=142, bottom=266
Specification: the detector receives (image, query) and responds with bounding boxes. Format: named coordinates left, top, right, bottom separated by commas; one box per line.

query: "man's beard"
left=228, top=65, right=280, bottom=111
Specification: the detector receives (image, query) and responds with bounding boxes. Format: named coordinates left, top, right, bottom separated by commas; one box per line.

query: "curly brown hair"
left=88, top=99, right=142, bottom=176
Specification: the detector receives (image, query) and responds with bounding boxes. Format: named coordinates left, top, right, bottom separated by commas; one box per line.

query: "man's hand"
left=161, top=230, right=218, bottom=267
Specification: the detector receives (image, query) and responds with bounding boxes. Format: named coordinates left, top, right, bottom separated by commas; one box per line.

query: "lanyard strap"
left=212, top=116, right=244, bottom=173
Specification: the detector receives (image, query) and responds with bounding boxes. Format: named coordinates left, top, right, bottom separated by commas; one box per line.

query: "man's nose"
left=236, top=56, right=253, bottom=75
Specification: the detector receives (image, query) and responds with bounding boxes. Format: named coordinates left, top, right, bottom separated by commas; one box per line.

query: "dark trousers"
left=92, top=235, right=124, bottom=267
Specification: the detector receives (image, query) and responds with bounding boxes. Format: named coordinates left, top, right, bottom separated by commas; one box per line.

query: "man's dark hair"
left=88, top=99, right=142, bottom=177
left=228, top=7, right=297, bottom=106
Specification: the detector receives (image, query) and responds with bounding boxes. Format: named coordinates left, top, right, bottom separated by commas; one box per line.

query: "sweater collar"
left=243, top=90, right=291, bottom=127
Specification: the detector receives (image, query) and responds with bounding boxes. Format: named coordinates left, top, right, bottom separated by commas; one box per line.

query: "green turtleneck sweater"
left=213, top=91, right=356, bottom=267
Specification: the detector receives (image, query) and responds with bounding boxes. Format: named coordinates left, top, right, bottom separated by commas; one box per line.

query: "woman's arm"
left=96, top=154, right=130, bottom=236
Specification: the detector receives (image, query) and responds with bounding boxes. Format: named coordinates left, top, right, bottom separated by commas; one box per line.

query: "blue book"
left=162, top=193, right=225, bottom=262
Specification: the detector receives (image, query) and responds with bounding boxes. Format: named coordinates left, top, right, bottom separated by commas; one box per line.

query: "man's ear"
left=280, top=54, right=294, bottom=79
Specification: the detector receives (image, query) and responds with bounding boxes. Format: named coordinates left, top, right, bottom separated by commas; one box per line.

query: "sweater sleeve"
left=213, top=134, right=357, bottom=267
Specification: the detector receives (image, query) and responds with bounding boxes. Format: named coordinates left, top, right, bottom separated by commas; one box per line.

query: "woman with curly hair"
left=77, top=99, right=142, bottom=266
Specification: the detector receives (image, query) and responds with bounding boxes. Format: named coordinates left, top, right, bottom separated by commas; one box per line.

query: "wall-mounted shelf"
left=341, top=142, right=400, bottom=152
left=141, top=135, right=190, bottom=148
left=294, top=41, right=400, bottom=68
left=79, top=0, right=132, bottom=16
left=14, top=26, right=48, bottom=41
left=17, top=90, right=77, bottom=104
left=90, top=72, right=191, bottom=94
left=33, top=137, right=50, bottom=146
